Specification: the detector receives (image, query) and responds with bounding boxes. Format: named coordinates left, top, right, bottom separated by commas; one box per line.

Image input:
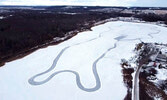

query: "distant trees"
left=134, top=13, right=167, bottom=22
left=0, top=9, right=126, bottom=63
left=1, top=8, right=167, bottom=65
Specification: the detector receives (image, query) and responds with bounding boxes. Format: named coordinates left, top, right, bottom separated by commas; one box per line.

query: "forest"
left=0, top=6, right=167, bottom=66
left=0, top=7, right=132, bottom=65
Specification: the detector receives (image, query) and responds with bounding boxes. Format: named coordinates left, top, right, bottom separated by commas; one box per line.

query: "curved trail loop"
left=28, top=24, right=161, bottom=92
left=29, top=27, right=113, bottom=92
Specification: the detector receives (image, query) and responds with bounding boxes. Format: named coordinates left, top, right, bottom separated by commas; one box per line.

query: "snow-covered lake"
left=0, top=21, right=167, bottom=100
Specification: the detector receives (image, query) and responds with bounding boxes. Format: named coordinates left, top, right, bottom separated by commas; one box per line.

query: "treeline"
left=0, top=7, right=167, bottom=65
left=0, top=9, right=132, bottom=64
left=134, top=13, right=167, bottom=23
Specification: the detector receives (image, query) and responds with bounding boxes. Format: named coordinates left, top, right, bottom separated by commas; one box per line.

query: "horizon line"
left=0, top=5, right=167, bottom=8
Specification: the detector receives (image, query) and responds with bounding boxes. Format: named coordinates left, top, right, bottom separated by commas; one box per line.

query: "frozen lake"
left=0, top=21, right=167, bottom=100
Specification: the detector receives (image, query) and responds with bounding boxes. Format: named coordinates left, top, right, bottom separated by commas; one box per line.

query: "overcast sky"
left=0, top=0, right=166, bottom=7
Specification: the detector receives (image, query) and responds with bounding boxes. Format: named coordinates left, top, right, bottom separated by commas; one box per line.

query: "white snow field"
left=0, top=21, right=167, bottom=100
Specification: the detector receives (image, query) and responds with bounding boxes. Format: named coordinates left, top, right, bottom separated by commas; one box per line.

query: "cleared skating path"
left=1, top=21, right=167, bottom=100
left=28, top=34, right=127, bottom=92
left=29, top=21, right=161, bottom=93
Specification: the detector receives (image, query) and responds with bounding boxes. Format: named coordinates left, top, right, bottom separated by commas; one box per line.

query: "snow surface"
left=0, top=16, right=4, bottom=19
left=0, top=21, right=167, bottom=100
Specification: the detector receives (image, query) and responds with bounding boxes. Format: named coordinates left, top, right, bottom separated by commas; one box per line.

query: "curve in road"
left=133, top=26, right=161, bottom=100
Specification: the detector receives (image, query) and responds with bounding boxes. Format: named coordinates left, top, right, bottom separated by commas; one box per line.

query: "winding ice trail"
left=0, top=21, right=167, bottom=100
left=28, top=34, right=126, bottom=92
left=29, top=22, right=162, bottom=92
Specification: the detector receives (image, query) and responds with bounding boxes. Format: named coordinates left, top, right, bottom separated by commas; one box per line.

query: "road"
left=132, top=25, right=161, bottom=100
left=133, top=65, right=142, bottom=100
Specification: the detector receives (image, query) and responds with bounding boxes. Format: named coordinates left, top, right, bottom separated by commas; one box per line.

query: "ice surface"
left=0, top=21, right=167, bottom=100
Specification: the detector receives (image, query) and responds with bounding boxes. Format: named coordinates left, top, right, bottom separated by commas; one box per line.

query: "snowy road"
left=133, top=27, right=161, bottom=100
left=133, top=66, right=142, bottom=100
left=0, top=21, right=167, bottom=100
